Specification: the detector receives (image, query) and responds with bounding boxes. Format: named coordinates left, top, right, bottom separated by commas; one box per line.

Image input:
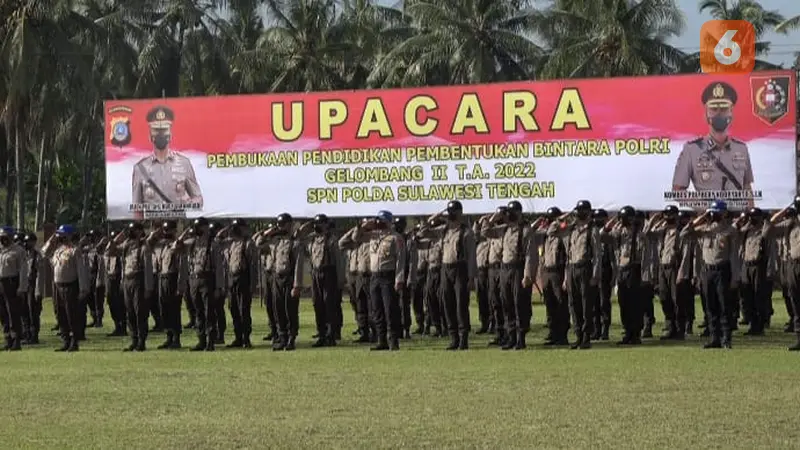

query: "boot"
left=2, top=337, right=11, bottom=351
left=514, top=331, right=526, bottom=350
left=371, top=336, right=389, bottom=351
left=311, top=336, right=328, bottom=348
left=55, top=338, right=70, bottom=352
left=488, top=331, right=505, bottom=346
left=700, top=328, right=710, bottom=337
left=412, top=326, right=424, bottom=335
left=9, top=337, right=21, bottom=351
left=136, top=339, right=147, bottom=352
left=285, top=336, right=296, bottom=351
left=263, top=331, right=274, bottom=341
left=446, top=332, right=459, bottom=351
left=458, top=332, right=469, bottom=350
left=242, top=336, right=253, bottom=349
left=51, top=324, right=60, bottom=332
left=389, top=336, right=400, bottom=351
left=124, top=338, right=138, bottom=352
left=703, top=334, right=722, bottom=349
left=685, top=321, right=694, bottom=335
left=327, top=334, right=337, bottom=347
left=432, top=327, right=443, bottom=338
left=273, top=335, right=287, bottom=351
left=600, top=324, right=610, bottom=341
left=660, top=322, right=678, bottom=340
left=333, top=329, right=341, bottom=341
left=214, top=335, right=224, bottom=345
left=170, top=335, right=182, bottom=349
left=29, top=332, right=39, bottom=345
left=616, top=333, right=631, bottom=346
left=191, top=337, right=207, bottom=352
left=107, top=327, right=127, bottom=337
left=579, top=333, right=591, bottom=349
left=95, top=319, right=103, bottom=328
left=642, top=323, right=653, bottom=338
left=205, top=334, right=216, bottom=351
left=590, top=328, right=601, bottom=340
left=570, top=333, right=583, bottom=350
left=476, top=323, right=489, bottom=335
left=67, top=337, right=79, bottom=352
left=157, top=333, right=174, bottom=349
left=354, top=329, right=371, bottom=343
left=227, top=336, right=244, bottom=348
left=501, top=332, right=517, bottom=350
left=721, top=331, right=733, bottom=349
left=422, top=326, right=431, bottom=336
left=402, top=329, right=411, bottom=339
left=185, top=321, right=196, bottom=329
left=351, top=329, right=360, bottom=336
left=488, top=321, right=496, bottom=334
left=784, top=322, right=794, bottom=333
left=788, top=334, right=800, bottom=351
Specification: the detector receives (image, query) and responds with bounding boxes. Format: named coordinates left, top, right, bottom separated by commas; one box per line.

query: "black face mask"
left=0, top=237, right=9, bottom=246
left=231, top=227, right=242, bottom=237
left=314, top=224, right=325, bottom=233
left=446, top=210, right=458, bottom=220
left=507, top=211, right=520, bottom=222
left=665, top=216, right=677, bottom=224
left=576, top=211, right=590, bottom=220
left=709, top=115, right=731, bottom=133
left=709, top=212, right=722, bottom=222
left=153, top=134, right=170, bottom=150
left=194, top=227, right=206, bottom=236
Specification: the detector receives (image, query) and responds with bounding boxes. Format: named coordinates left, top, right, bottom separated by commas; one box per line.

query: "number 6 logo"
left=700, top=20, right=755, bottom=74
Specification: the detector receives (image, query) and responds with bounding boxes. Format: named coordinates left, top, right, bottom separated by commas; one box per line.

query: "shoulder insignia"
left=134, top=156, right=150, bottom=166
left=729, top=137, right=745, bottom=145
left=688, top=137, right=704, bottom=145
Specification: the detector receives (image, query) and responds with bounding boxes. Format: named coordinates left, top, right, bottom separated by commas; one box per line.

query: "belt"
left=372, top=270, right=395, bottom=278
left=660, top=262, right=677, bottom=269
left=501, top=262, right=524, bottom=270
left=488, top=263, right=501, bottom=269
left=705, top=262, right=731, bottom=271
left=569, top=260, right=590, bottom=268
left=191, top=271, right=214, bottom=279
left=443, top=261, right=467, bottom=269
left=159, top=272, right=178, bottom=278
left=124, top=271, right=143, bottom=279
left=543, top=266, right=565, bottom=272
left=744, top=260, right=763, bottom=267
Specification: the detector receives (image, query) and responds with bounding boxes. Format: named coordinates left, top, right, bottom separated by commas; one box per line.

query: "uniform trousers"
left=228, top=272, right=253, bottom=341
left=189, top=273, right=218, bottom=342
left=25, top=289, right=43, bottom=339
left=0, top=276, right=22, bottom=341
left=785, top=259, right=800, bottom=335
left=263, top=271, right=276, bottom=335
left=348, top=272, right=359, bottom=325
left=158, top=273, right=182, bottom=338
left=475, top=267, right=490, bottom=328
left=400, top=280, right=412, bottom=333
left=412, top=270, right=427, bottom=330
left=593, top=263, right=613, bottom=331
left=216, top=291, right=227, bottom=339
left=658, top=264, right=686, bottom=332
left=442, top=262, right=471, bottom=335
left=272, top=273, right=299, bottom=338
left=311, top=267, right=339, bottom=338
left=741, top=261, right=770, bottom=332
left=123, top=272, right=149, bottom=343
left=369, top=271, right=400, bottom=340
left=424, top=268, right=442, bottom=332
left=488, top=266, right=504, bottom=333
left=617, top=264, right=643, bottom=338
left=149, top=278, right=163, bottom=328
left=567, top=263, right=595, bottom=340
left=54, top=280, right=81, bottom=342
left=702, top=262, right=733, bottom=341
left=354, top=272, right=371, bottom=334
left=106, top=276, right=126, bottom=330
left=542, top=267, right=568, bottom=341
left=184, top=280, right=197, bottom=325
left=500, top=263, right=532, bottom=336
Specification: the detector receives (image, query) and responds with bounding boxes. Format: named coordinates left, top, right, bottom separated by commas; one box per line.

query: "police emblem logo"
left=713, top=84, right=725, bottom=99
left=750, top=75, right=790, bottom=125
left=109, top=115, right=132, bottom=147
left=156, top=109, right=166, bottom=121
left=700, top=171, right=712, bottom=182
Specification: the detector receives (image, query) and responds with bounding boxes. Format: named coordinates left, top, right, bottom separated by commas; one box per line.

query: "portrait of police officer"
left=672, top=81, right=754, bottom=194
left=131, top=105, right=204, bottom=218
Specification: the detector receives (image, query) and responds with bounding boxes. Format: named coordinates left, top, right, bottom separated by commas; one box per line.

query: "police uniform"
left=258, top=229, right=277, bottom=342
left=736, top=212, right=772, bottom=335
left=409, top=228, right=428, bottom=335
left=473, top=221, right=492, bottom=333
left=255, top=215, right=303, bottom=351
left=131, top=106, right=203, bottom=213
left=680, top=204, right=740, bottom=348
left=486, top=221, right=505, bottom=345
left=0, top=229, right=28, bottom=350
left=676, top=214, right=698, bottom=334
left=413, top=228, right=444, bottom=336
left=296, top=217, right=346, bottom=347
left=769, top=210, right=800, bottom=349
left=591, top=210, right=613, bottom=340
left=672, top=82, right=754, bottom=193
left=345, top=212, right=406, bottom=351
left=398, top=225, right=416, bottom=340
left=645, top=209, right=688, bottom=339
left=775, top=231, right=794, bottom=332
left=23, top=234, right=46, bottom=344
left=601, top=207, right=645, bottom=345
left=41, top=226, right=90, bottom=352
left=102, top=233, right=127, bottom=336
left=149, top=226, right=187, bottom=349
left=177, top=219, right=226, bottom=351
left=80, top=232, right=105, bottom=329
left=216, top=221, right=258, bottom=348
left=147, top=238, right=164, bottom=332
left=209, top=223, right=227, bottom=344
left=109, top=226, right=155, bottom=351
left=339, top=229, right=374, bottom=341
left=533, top=215, right=569, bottom=345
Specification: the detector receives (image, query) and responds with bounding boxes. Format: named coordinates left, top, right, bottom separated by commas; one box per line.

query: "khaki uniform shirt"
left=0, top=243, right=28, bottom=290
left=341, top=227, right=406, bottom=286
left=255, top=233, right=303, bottom=289
left=41, top=240, right=90, bottom=292
left=132, top=150, right=203, bottom=205
left=27, top=248, right=47, bottom=297
left=109, top=238, right=155, bottom=293
left=680, top=221, right=740, bottom=282
left=560, top=219, right=602, bottom=281
left=176, top=236, right=226, bottom=290
left=297, top=232, right=346, bottom=289
left=481, top=221, right=538, bottom=279
left=82, top=244, right=104, bottom=288
left=420, top=223, right=477, bottom=282
left=534, top=221, right=567, bottom=269
left=473, top=222, right=490, bottom=270
left=672, top=136, right=753, bottom=191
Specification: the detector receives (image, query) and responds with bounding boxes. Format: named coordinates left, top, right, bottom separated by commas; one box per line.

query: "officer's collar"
left=151, top=150, right=175, bottom=163
left=706, top=136, right=731, bottom=150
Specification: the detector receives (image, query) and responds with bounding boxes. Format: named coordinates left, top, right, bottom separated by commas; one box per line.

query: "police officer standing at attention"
left=131, top=105, right=204, bottom=218
left=672, top=81, right=754, bottom=196
left=681, top=200, right=740, bottom=349
left=482, top=201, right=537, bottom=350
left=645, top=205, right=687, bottom=340
left=559, top=200, right=602, bottom=349
left=421, top=201, right=476, bottom=350
left=601, top=206, right=645, bottom=345
left=408, top=223, right=428, bottom=335
left=339, top=218, right=374, bottom=343
left=22, top=233, right=45, bottom=344
left=392, top=216, right=415, bottom=339
left=675, top=209, right=697, bottom=335
left=532, top=207, right=570, bottom=346
left=216, top=219, right=258, bottom=349
left=41, top=225, right=89, bottom=352
left=255, top=213, right=303, bottom=351
left=175, top=218, right=226, bottom=352
left=473, top=215, right=492, bottom=334
left=109, top=222, right=154, bottom=352
left=768, top=201, right=800, bottom=350
left=591, top=209, right=613, bottom=341
left=257, top=223, right=278, bottom=343
left=0, top=228, right=28, bottom=351
left=98, top=231, right=127, bottom=337
left=413, top=217, right=444, bottom=337
left=295, top=214, right=346, bottom=347
left=341, top=211, right=406, bottom=351
left=733, top=208, right=772, bottom=336
left=207, top=222, right=227, bottom=344
left=147, top=221, right=186, bottom=349
left=79, top=230, right=105, bottom=329
left=480, top=206, right=507, bottom=346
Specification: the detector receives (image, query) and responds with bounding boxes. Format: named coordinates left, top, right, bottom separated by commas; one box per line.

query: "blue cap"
left=1, top=226, right=14, bottom=236
left=710, top=200, right=727, bottom=212
left=56, top=224, right=76, bottom=235
left=376, top=210, right=393, bottom=223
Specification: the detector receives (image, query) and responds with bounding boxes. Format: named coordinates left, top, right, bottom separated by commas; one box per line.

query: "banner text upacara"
left=267, top=89, right=591, bottom=142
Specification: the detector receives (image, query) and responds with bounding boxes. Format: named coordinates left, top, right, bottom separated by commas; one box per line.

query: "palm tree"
left=371, top=0, right=544, bottom=86
left=698, top=0, right=786, bottom=67
left=775, top=15, right=800, bottom=33
left=536, top=0, right=687, bottom=79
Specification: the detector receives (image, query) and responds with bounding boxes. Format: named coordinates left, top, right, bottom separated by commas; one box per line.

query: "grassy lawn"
left=1, top=293, right=799, bottom=450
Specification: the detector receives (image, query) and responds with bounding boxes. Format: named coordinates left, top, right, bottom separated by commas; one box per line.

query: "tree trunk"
left=42, top=160, right=52, bottom=226
left=3, top=133, right=13, bottom=225
left=14, top=124, right=24, bottom=229
left=80, top=139, right=93, bottom=228
left=34, top=138, right=46, bottom=230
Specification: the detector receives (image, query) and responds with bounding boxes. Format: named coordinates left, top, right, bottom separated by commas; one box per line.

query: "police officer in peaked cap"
left=672, top=81, right=754, bottom=195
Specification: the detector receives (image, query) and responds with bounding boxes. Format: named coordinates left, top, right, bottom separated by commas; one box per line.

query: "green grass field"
left=1, top=294, right=799, bottom=450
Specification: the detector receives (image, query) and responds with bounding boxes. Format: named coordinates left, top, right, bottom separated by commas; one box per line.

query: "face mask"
left=314, top=224, right=324, bottom=233
left=0, top=237, right=9, bottom=246
left=194, top=227, right=205, bottom=236
left=153, top=134, right=170, bottom=150
left=577, top=211, right=590, bottom=220
left=709, top=212, right=721, bottom=222
left=507, top=211, right=520, bottom=222
left=665, top=216, right=677, bottom=224
left=709, top=115, right=731, bottom=133
left=231, top=227, right=242, bottom=236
